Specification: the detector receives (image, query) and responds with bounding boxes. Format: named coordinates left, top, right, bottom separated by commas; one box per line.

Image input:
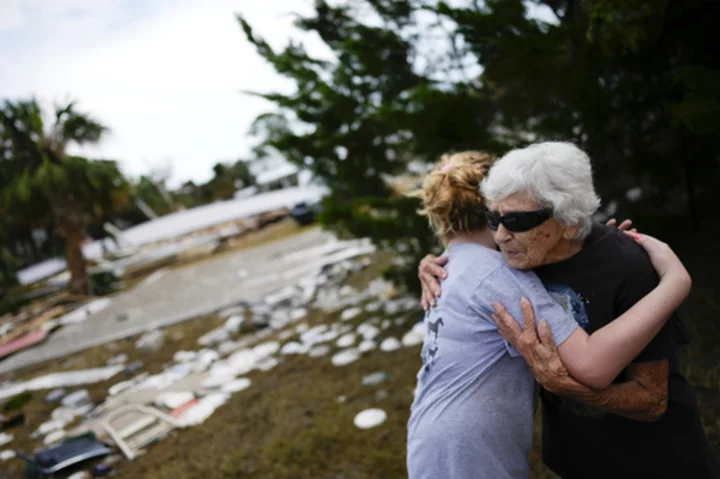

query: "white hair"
left=480, top=142, right=601, bottom=239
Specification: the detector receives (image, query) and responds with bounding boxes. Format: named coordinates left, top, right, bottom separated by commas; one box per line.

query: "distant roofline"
left=255, top=164, right=299, bottom=185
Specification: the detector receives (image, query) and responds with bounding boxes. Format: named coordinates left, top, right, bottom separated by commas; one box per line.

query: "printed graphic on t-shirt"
left=421, top=306, right=444, bottom=372
left=544, top=283, right=590, bottom=331
left=542, top=282, right=608, bottom=416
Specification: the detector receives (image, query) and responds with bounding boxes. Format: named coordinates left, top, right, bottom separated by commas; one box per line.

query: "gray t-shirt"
left=407, top=242, right=578, bottom=479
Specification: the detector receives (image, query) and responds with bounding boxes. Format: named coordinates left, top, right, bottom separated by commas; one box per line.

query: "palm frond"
left=55, top=102, right=108, bottom=147
left=0, top=99, right=45, bottom=168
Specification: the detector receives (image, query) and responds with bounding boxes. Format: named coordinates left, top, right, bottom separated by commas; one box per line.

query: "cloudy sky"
left=0, top=0, right=328, bottom=187
left=1, top=1, right=556, bottom=188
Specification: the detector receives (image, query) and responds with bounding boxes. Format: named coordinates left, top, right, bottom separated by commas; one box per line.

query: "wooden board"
left=0, top=329, right=49, bottom=359
left=0, top=305, right=65, bottom=347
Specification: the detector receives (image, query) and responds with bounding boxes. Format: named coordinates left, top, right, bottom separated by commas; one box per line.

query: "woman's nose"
left=494, top=224, right=513, bottom=243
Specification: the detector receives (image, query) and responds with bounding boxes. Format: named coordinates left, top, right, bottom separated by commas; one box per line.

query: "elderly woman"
left=417, top=142, right=720, bottom=479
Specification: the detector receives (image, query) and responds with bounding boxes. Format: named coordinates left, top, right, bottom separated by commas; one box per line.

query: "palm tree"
left=0, top=98, right=129, bottom=294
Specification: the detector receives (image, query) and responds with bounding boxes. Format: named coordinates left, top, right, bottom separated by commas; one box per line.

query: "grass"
left=1, top=228, right=718, bottom=478
left=119, top=315, right=420, bottom=479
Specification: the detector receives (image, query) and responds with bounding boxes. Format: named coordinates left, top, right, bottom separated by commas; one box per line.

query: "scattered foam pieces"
left=155, top=391, right=195, bottom=410
left=308, top=345, right=331, bottom=357
left=358, top=340, right=377, bottom=353
left=380, top=337, right=401, bottom=352
left=362, top=371, right=387, bottom=386
left=253, top=341, right=280, bottom=359
left=280, top=342, right=306, bottom=355
left=331, top=349, right=360, bottom=366
left=221, top=378, right=251, bottom=394
left=44, top=430, right=66, bottom=445
left=365, top=302, right=382, bottom=312
left=336, top=333, right=356, bottom=348
left=340, top=307, right=362, bottom=321
left=177, top=393, right=228, bottom=427
left=171, top=399, right=200, bottom=419
left=401, top=329, right=424, bottom=347
left=357, top=323, right=380, bottom=340
left=255, top=357, right=279, bottom=371
left=353, top=408, right=387, bottom=429
left=0, top=450, right=16, bottom=461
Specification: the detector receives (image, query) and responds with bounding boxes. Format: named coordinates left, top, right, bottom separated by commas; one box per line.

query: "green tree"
left=173, top=180, right=201, bottom=210
left=134, top=175, right=173, bottom=217
left=240, top=0, right=720, bottom=288
left=207, top=162, right=238, bottom=200
left=179, top=159, right=256, bottom=205
left=229, top=159, right=255, bottom=189
left=238, top=0, right=504, bottom=288
left=436, top=0, right=720, bottom=227
left=0, top=99, right=130, bottom=294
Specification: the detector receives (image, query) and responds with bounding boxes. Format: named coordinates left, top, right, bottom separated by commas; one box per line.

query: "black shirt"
left=534, top=224, right=719, bottom=479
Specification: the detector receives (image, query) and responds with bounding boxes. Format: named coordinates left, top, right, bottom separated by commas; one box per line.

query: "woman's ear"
left=562, top=224, right=581, bottom=240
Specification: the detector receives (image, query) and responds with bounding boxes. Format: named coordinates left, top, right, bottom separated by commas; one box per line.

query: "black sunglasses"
left=485, top=208, right=553, bottom=233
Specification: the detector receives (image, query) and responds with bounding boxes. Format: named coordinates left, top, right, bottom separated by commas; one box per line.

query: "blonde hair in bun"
left=417, top=151, right=495, bottom=245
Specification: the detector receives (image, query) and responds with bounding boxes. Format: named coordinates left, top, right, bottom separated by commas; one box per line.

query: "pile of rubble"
left=0, top=247, right=425, bottom=477
left=0, top=294, right=114, bottom=362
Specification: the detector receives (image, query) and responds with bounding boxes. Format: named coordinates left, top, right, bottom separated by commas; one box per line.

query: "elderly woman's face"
left=488, top=192, right=577, bottom=270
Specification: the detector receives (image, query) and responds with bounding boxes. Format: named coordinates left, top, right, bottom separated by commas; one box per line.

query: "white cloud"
left=1, top=0, right=320, bottom=188
left=2, top=0, right=563, bottom=188
left=0, top=0, right=25, bottom=30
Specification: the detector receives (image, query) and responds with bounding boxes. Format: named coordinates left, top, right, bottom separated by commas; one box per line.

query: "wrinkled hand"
left=491, top=298, right=574, bottom=394
left=606, top=218, right=637, bottom=234
left=418, top=254, right=448, bottom=310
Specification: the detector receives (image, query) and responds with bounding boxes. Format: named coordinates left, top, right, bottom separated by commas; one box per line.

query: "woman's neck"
left=446, top=229, right=496, bottom=250
left=544, top=237, right=585, bottom=265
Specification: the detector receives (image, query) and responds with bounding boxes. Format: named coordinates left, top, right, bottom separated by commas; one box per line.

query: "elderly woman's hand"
left=418, top=254, right=448, bottom=310
left=491, top=298, right=575, bottom=394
